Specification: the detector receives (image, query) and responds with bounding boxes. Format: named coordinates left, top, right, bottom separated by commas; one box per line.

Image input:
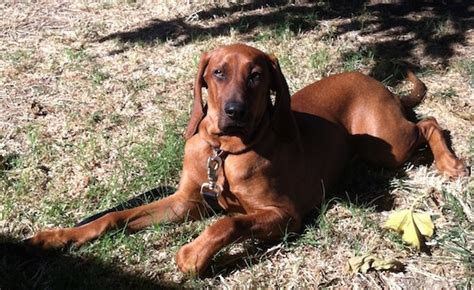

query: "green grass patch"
left=64, top=47, right=89, bottom=63
left=434, top=87, right=458, bottom=101
left=2, top=126, right=52, bottom=196
left=79, top=117, right=186, bottom=214
left=109, top=113, right=123, bottom=126
left=88, top=110, right=105, bottom=126
left=126, top=79, right=149, bottom=94
left=253, top=28, right=277, bottom=42
left=421, top=15, right=452, bottom=39
left=78, top=229, right=148, bottom=263
left=298, top=225, right=320, bottom=247
left=310, top=48, right=330, bottom=73
left=2, top=49, right=31, bottom=64
left=441, top=188, right=468, bottom=223
left=437, top=224, right=472, bottom=270
left=254, top=20, right=297, bottom=42
left=465, top=59, right=474, bottom=87
left=127, top=120, right=185, bottom=189
left=385, top=230, right=406, bottom=250
left=90, top=67, right=110, bottom=86
left=342, top=48, right=374, bottom=71
left=455, top=58, right=474, bottom=87
left=343, top=201, right=377, bottom=230
left=298, top=199, right=338, bottom=249
left=0, top=153, right=21, bottom=173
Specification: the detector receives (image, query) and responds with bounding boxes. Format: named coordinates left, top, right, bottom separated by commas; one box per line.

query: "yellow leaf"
left=384, top=209, right=435, bottom=250
left=347, top=254, right=369, bottom=273
left=347, top=254, right=404, bottom=273
left=412, top=212, right=434, bottom=237
left=372, top=257, right=404, bottom=272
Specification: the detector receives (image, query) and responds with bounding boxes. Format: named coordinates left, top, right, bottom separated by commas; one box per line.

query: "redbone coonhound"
left=29, top=44, right=468, bottom=275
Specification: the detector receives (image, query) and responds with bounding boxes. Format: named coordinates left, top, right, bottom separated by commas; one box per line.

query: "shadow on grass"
left=338, top=1, right=472, bottom=85
left=0, top=235, right=178, bottom=290
left=96, top=1, right=471, bottom=83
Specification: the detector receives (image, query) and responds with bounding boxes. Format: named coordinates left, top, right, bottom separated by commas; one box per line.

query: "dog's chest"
left=224, top=153, right=270, bottom=183
left=215, top=153, right=277, bottom=212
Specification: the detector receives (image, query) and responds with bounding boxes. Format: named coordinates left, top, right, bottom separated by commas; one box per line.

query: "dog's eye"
left=213, top=69, right=225, bottom=80
left=248, top=72, right=261, bottom=85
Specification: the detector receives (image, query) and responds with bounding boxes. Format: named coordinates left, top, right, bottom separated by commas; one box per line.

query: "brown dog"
left=28, top=44, right=468, bottom=275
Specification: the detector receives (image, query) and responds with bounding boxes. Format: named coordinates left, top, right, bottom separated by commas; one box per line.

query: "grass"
left=454, top=58, right=474, bottom=87
left=0, top=1, right=472, bottom=289
left=440, top=187, right=469, bottom=225
left=309, top=48, right=330, bottom=73
left=127, top=120, right=185, bottom=189
left=90, top=67, right=110, bottom=86
left=434, top=87, right=458, bottom=101
left=3, top=49, right=31, bottom=64
left=342, top=48, right=375, bottom=71
left=64, top=48, right=89, bottom=64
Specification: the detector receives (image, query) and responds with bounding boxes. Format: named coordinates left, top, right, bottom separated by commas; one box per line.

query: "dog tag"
left=200, top=183, right=223, bottom=213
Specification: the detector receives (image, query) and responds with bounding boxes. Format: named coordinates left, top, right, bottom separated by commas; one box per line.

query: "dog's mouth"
left=219, top=123, right=247, bottom=136
left=217, top=119, right=249, bottom=137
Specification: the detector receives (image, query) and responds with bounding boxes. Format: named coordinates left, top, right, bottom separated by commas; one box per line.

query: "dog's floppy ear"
left=268, top=54, right=297, bottom=142
left=184, top=52, right=210, bottom=140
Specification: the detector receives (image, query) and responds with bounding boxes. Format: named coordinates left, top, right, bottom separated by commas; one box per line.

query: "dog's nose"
left=224, top=102, right=247, bottom=121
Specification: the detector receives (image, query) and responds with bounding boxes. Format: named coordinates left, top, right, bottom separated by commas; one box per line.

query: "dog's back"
left=291, top=72, right=427, bottom=168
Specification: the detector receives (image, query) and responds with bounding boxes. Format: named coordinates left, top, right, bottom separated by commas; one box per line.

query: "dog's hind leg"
left=415, top=117, right=468, bottom=178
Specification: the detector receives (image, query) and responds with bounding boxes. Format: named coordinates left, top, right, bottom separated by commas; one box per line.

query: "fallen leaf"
left=347, top=254, right=404, bottom=273
left=371, top=257, right=404, bottom=272
left=384, top=209, right=434, bottom=250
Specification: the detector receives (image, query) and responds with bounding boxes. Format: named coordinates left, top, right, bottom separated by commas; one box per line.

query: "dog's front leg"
left=28, top=182, right=206, bottom=249
left=27, top=135, right=214, bottom=249
left=176, top=208, right=298, bottom=276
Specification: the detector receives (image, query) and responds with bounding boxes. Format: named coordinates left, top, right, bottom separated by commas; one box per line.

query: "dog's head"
left=184, top=44, right=296, bottom=152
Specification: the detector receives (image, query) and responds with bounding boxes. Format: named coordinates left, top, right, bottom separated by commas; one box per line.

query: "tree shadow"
left=338, top=1, right=472, bottom=84
left=0, top=235, right=179, bottom=290
left=95, top=1, right=471, bottom=84
left=96, top=1, right=348, bottom=47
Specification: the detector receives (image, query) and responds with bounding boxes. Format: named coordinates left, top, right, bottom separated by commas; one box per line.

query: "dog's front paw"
left=26, top=229, right=72, bottom=249
left=176, top=242, right=210, bottom=277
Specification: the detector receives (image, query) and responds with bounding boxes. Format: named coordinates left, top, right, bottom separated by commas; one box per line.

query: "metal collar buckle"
left=200, top=148, right=224, bottom=212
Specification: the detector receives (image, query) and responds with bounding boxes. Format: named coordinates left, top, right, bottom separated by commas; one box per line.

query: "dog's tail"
left=399, top=70, right=427, bottom=108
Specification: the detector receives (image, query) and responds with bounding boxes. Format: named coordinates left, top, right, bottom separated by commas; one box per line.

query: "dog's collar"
left=211, top=147, right=226, bottom=158
left=200, top=147, right=227, bottom=213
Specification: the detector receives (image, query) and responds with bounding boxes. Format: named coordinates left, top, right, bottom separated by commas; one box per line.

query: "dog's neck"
left=198, top=112, right=271, bottom=154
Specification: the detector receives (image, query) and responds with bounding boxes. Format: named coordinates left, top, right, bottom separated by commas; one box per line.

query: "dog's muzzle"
left=224, top=102, right=248, bottom=121
left=219, top=101, right=249, bottom=135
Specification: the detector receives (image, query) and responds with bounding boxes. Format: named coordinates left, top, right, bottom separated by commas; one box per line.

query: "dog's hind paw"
left=437, top=157, right=470, bottom=179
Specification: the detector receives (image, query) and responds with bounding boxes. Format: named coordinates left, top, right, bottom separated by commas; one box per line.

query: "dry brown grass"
left=1, top=1, right=472, bottom=288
